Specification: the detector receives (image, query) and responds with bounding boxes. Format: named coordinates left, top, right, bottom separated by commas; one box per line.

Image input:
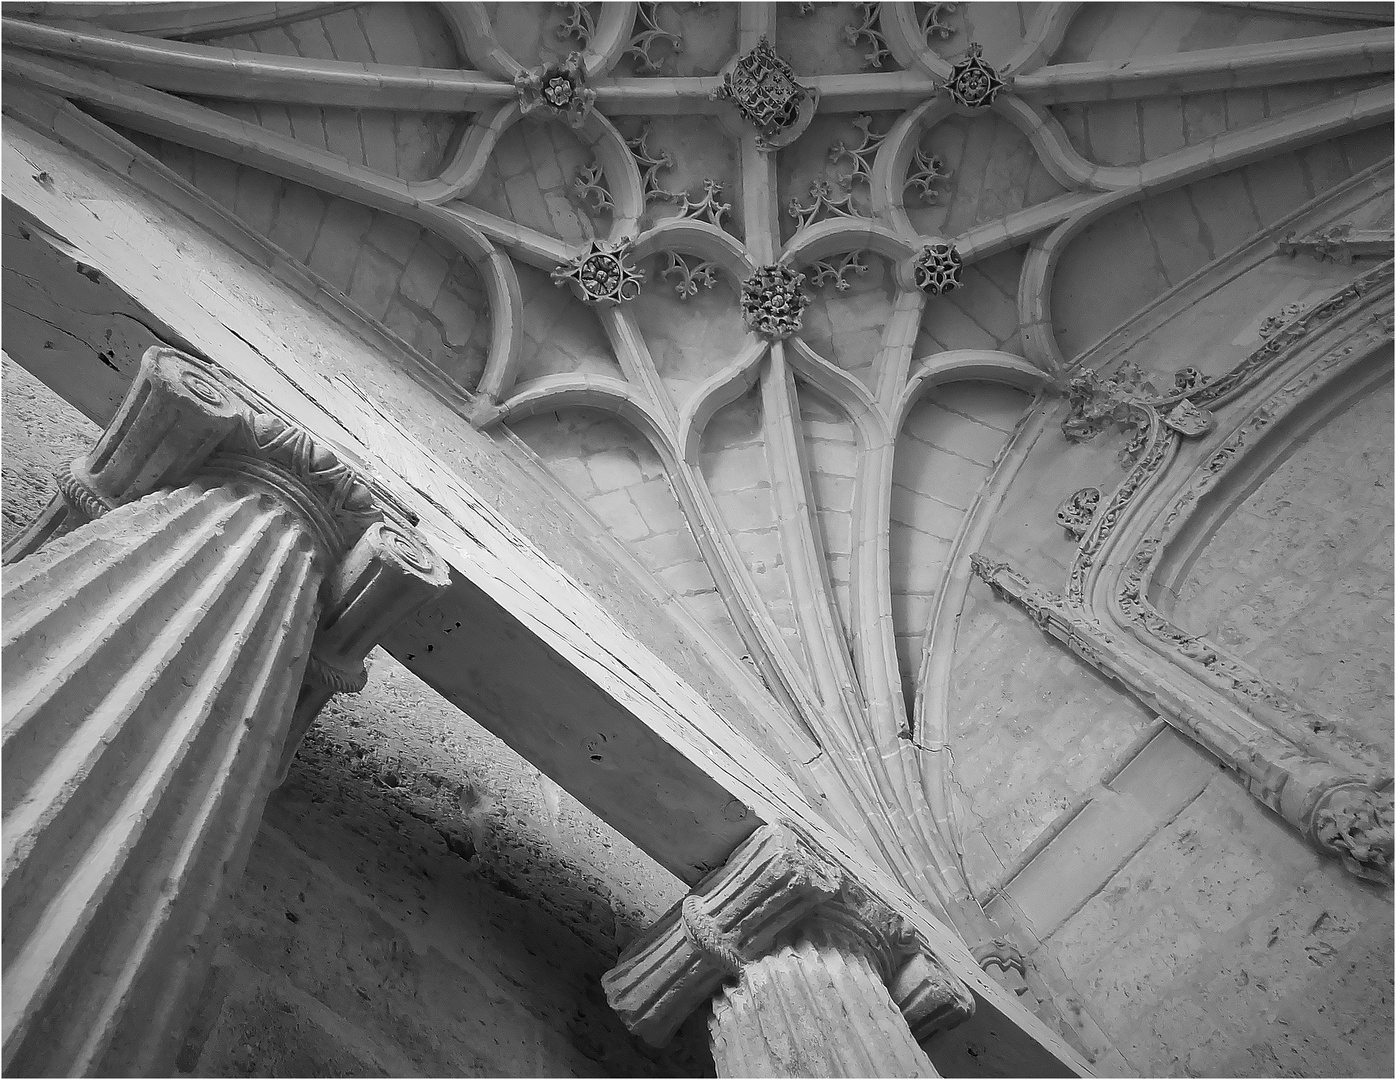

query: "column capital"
left=603, top=823, right=974, bottom=1047
left=5, top=347, right=389, bottom=565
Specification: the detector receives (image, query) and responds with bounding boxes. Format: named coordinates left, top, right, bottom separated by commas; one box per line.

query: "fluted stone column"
left=604, top=824, right=974, bottom=1078
left=2, top=347, right=448, bottom=1076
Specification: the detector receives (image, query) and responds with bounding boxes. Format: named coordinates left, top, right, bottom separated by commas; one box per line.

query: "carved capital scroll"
left=603, top=823, right=974, bottom=1049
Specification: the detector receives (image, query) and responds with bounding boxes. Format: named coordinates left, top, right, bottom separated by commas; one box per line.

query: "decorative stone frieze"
left=940, top=42, right=1007, bottom=109
left=1, top=347, right=448, bottom=1076
left=741, top=264, right=808, bottom=339
left=515, top=52, right=595, bottom=127
left=912, top=242, right=964, bottom=294
left=551, top=238, right=646, bottom=305
left=1054, top=486, right=1100, bottom=539
left=603, top=824, right=973, bottom=1076
left=712, top=36, right=818, bottom=151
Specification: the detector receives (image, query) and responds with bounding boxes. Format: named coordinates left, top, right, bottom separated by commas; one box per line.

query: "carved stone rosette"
left=1, top=347, right=448, bottom=1076
left=912, top=242, right=964, bottom=295
left=603, top=824, right=973, bottom=1077
left=514, top=51, right=596, bottom=127
left=551, top=237, right=646, bottom=305
left=741, top=264, right=808, bottom=339
left=940, top=42, right=1007, bottom=109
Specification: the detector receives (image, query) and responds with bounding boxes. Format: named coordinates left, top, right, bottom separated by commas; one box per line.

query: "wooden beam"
left=1, top=95, right=1094, bottom=1078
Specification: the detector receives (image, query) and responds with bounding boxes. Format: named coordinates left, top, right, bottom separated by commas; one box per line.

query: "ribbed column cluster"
left=709, top=928, right=940, bottom=1078
left=1, top=346, right=449, bottom=1077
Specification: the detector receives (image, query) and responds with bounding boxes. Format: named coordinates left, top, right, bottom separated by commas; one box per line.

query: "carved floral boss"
left=552, top=238, right=646, bottom=305
left=941, top=42, right=1007, bottom=109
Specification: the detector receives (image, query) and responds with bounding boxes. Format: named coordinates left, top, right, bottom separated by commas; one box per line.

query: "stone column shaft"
left=1, top=347, right=448, bottom=1076
left=3, top=479, right=323, bottom=1076
left=709, top=923, right=939, bottom=1078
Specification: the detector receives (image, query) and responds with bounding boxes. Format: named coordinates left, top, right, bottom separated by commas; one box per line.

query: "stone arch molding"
left=973, top=257, right=1396, bottom=884
left=3, top=0, right=1392, bottom=965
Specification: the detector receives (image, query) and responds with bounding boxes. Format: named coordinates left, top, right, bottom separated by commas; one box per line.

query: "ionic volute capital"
left=602, top=823, right=974, bottom=1048
left=5, top=347, right=387, bottom=565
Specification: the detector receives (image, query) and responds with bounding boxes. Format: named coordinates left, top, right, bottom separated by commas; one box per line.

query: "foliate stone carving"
left=913, top=241, right=964, bottom=294
left=741, top=264, right=807, bottom=339
left=787, top=179, right=861, bottom=228
left=515, top=52, right=595, bottom=127
left=919, top=1, right=959, bottom=42
left=1, top=347, right=447, bottom=1075
left=1172, top=366, right=1211, bottom=395
left=712, top=36, right=818, bottom=150
left=1060, top=362, right=1152, bottom=444
left=554, top=1, right=595, bottom=47
left=551, top=238, right=646, bottom=305
left=844, top=2, right=892, bottom=69
left=627, top=123, right=676, bottom=202
left=571, top=159, right=612, bottom=215
left=626, top=1, right=683, bottom=74
left=660, top=251, right=720, bottom=299
left=807, top=251, right=870, bottom=293
left=604, top=823, right=973, bottom=1071
left=1258, top=302, right=1306, bottom=340
left=1307, top=780, right=1394, bottom=884
left=829, top=113, right=888, bottom=190
left=906, top=147, right=953, bottom=204
left=940, top=41, right=1006, bottom=109
left=1055, top=486, right=1100, bottom=539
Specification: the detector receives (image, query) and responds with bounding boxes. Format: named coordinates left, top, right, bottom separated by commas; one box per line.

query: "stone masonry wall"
left=1, top=355, right=708, bottom=1077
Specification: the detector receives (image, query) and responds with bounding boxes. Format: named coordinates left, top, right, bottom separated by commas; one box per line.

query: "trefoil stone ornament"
left=741, top=264, right=807, bottom=339
left=941, top=42, right=1006, bottom=109
left=913, top=241, right=963, bottom=294
left=552, top=238, right=646, bottom=305
left=516, top=52, right=595, bottom=127
left=712, top=36, right=818, bottom=151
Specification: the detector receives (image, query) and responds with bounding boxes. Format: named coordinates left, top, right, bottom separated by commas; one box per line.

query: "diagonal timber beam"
left=0, top=94, right=1093, bottom=1080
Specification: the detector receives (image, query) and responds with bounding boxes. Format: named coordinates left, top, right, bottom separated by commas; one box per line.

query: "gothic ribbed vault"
left=2, top=3, right=1393, bottom=1076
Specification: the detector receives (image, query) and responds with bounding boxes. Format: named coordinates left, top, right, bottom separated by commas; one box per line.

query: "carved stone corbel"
left=1, top=347, right=447, bottom=1076
left=603, top=824, right=974, bottom=1077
